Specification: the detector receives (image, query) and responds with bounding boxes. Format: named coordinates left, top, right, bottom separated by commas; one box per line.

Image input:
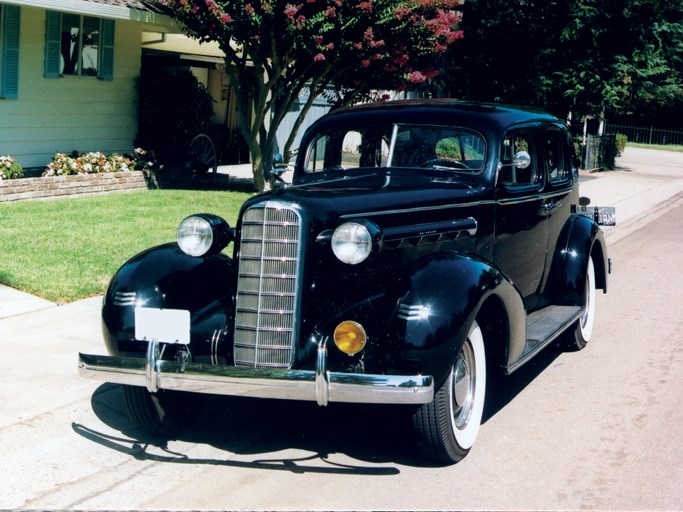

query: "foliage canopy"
left=446, top=0, right=683, bottom=126
left=160, top=0, right=463, bottom=190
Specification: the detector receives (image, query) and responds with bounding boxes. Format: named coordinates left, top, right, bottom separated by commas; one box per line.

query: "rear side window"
left=542, top=129, right=570, bottom=183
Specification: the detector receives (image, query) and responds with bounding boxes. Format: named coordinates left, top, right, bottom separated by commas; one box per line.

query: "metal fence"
left=574, top=134, right=617, bottom=171
left=604, top=123, right=683, bottom=146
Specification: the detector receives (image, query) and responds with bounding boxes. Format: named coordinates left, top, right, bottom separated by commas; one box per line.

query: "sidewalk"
left=1, top=146, right=682, bottom=322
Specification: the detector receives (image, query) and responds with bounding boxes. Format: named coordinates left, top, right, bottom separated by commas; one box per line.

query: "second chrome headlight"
left=331, top=221, right=380, bottom=265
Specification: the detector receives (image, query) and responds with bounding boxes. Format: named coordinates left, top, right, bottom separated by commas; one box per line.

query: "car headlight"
left=177, top=214, right=233, bottom=257
left=331, top=221, right=381, bottom=265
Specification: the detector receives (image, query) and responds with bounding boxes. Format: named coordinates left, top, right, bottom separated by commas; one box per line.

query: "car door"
left=493, top=125, right=548, bottom=303
left=539, top=124, right=577, bottom=292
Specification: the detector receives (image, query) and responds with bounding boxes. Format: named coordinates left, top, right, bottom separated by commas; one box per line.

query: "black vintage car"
left=79, top=100, right=611, bottom=464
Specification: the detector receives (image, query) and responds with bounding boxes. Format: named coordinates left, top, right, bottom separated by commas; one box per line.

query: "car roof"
left=314, top=99, right=561, bottom=134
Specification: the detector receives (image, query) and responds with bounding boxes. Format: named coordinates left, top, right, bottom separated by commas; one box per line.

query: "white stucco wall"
left=0, top=5, right=143, bottom=168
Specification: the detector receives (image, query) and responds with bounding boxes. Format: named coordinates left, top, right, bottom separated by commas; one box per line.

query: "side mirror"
left=512, top=151, right=531, bottom=169
left=579, top=196, right=591, bottom=207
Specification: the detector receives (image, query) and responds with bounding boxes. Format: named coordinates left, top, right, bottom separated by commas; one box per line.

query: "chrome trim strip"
left=78, top=351, right=434, bottom=405
left=113, top=291, right=136, bottom=306
left=340, top=200, right=491, bottom=219
left=315, top=338, right=329, bottom=406
left=398, top=303, right=432, bottom=321
left=340, top=189, right=573, bottom=220
left=145, top=341, right=160, bottom=393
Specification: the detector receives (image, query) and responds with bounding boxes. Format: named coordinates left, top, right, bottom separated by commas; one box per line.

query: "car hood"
left=246, top=168, right=487, bottom=221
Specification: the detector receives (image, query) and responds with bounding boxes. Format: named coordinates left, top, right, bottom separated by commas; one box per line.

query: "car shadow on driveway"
left=77, top=382, right=417, bottom=471
left=483, top=339, right=565, bottom=424
left=76, top=340, right=566, bottom=470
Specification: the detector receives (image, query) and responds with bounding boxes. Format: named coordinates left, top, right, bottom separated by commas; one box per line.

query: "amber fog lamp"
left=333, top=321, right=367, bottom=356
left=177, top=214, right=233, bottom=257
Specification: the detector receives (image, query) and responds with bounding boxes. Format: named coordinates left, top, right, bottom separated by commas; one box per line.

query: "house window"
left=0, top=4, right=20, bottom=99
left=44, top=11, right=114, bottom=80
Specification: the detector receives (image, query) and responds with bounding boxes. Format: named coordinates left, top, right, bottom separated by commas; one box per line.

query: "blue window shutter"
left=98, top=18, right=114, bottom=81
left=44, top=10, right=61, bottom=78
left=1, top=5, right=20, bottom=99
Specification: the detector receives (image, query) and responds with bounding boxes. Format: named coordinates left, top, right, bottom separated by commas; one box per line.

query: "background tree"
left=160, top=0, right=463, bottom=191
left=446, top=0, right=683, bottom=129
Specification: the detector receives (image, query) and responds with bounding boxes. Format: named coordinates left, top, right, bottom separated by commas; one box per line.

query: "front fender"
left=102, top=243, right=233, bottom=360
left=388, top=251, right=525, bottom=387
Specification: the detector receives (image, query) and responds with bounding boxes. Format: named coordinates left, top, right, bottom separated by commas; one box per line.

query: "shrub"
left=0, top=155, right=24, bottom=180
left=615, top=133, right=628, bottom=157
left=43, top=151, right=135, bottom=177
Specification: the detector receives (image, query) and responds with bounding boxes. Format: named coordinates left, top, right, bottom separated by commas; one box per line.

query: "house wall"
left=0, top=5, right=143, bottom=169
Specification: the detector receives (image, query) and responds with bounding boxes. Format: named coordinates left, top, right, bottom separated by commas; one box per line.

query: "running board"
left=505, top=305, right=583, bottom=374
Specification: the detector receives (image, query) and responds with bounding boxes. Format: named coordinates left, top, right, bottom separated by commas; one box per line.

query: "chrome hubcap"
left=452, top=341, right=475, bottom=429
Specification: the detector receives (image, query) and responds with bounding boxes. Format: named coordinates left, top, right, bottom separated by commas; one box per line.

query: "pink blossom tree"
left=161, top=0, right=463, bottom=191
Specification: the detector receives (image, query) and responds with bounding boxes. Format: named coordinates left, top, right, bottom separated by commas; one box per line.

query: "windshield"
left=304, top=124, right=486, bottom=174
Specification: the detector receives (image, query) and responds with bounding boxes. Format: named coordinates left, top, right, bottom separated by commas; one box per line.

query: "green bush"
left=615, top=133, right=628, bottom=157
left=0, top=155, right=24, bottom=180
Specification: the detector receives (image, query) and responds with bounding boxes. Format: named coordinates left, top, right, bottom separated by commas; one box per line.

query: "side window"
left=0, top=4, right=20, bottom=100
left=44, top=11, right=114, bottom=80
left=543, top=129, right=570, bottom=183
left=499, top=131, right=541, bottom=188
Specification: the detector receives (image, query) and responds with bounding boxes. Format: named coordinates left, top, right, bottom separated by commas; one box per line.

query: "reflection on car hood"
left=251, top=168, right=486, bottom=220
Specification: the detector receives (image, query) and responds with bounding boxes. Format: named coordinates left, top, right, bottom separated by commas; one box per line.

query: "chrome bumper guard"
left=78, top=341, right=434, bottom=406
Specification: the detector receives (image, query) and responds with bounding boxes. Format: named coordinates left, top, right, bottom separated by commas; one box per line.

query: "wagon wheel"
left=188, top=134, right=218, bottom=174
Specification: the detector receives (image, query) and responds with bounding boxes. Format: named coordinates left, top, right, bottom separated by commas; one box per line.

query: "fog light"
left=333, top=321, right=367, bottom=356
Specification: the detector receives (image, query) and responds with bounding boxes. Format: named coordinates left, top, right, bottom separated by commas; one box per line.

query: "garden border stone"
left=0, top=169, right=237, bottom=203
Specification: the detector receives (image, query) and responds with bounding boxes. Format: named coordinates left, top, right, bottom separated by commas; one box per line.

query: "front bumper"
left=78, top=341, right=434, bottom=406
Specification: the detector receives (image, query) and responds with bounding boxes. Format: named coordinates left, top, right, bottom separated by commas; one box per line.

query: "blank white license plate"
left=135, top=307, right=190, bottom=344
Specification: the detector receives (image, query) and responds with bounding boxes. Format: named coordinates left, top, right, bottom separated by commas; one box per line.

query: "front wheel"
left=413, top=320, right=487, bottom=464
left=564, top=256, right=596, bottom=351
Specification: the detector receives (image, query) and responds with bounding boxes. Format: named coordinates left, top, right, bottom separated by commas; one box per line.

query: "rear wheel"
left=565, top=256, right=596, bottom=351
left=123, top=385, right=206, bottom=437
left=413, top=320, right=487, bottom=464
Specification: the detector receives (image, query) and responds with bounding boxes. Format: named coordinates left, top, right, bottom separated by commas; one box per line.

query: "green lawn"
left=0, top=189, right=251, bottom=303
left=628, top=142, right=683, bottom=153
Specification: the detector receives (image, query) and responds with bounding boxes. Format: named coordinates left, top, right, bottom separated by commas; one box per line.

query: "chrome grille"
left=233, top=202, right=302, bottom=368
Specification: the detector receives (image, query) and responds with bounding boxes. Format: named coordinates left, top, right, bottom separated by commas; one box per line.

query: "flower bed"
left=0, top=171, right=151, bottom=202
left=0, top=150, right=237, bottom=203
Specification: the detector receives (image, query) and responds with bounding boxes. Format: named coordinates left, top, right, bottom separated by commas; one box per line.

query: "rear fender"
left=389, top=251, right=525, bottom=387
left=546, top=215, right=608, bottom=306
left=102, top=243, right=234, bottom=362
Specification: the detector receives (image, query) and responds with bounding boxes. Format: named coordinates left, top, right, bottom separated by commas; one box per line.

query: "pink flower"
left=314, top=35, right=324, bottom=45
left=245, top=3, right=255, bottom=15
left=407, top=71, right=427, bottom=83
left=220, top=13, right=232, bottom=23
left=314, top=53, right=326, bottom=62
left=358, top=1, right=372, bottom=12
left=284, top=5, right=298, bottom=17
left=362, top=59, right=371, bottom=68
